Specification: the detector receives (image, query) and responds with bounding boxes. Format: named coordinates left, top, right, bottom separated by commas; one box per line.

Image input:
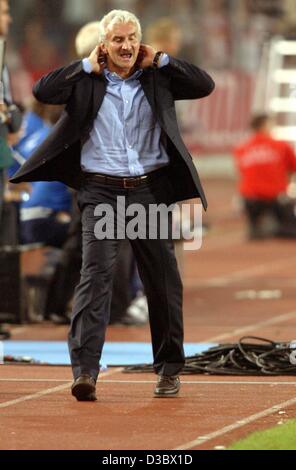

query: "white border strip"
left=0, top=382, right=72, bottom=409
left=97, top=380, right=296, bottom=386
left=185, top=256, right=296, bottom=288
left=203, top=310, right=296, bottom=343
left=0, top=368, right=123, bottom=409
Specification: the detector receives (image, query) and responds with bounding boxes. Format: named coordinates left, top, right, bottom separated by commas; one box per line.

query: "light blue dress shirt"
left=81, top=55, right=170, bottom=176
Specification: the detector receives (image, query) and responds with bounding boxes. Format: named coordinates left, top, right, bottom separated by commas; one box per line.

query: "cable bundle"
left=124, top=337, right=296, bottom=375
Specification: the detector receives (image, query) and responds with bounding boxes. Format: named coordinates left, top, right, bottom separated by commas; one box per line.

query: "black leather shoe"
left=154, top=375, right=180, bottom=397
left=71, top=374, right=97, bottom=401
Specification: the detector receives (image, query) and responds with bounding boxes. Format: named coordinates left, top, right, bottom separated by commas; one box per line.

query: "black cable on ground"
left=123, top=336, right=296, bottom=375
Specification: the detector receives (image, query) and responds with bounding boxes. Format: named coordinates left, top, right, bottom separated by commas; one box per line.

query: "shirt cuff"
left=82, top=58, right=93, bottom=74
left=158, top=53, right=169, bottom=68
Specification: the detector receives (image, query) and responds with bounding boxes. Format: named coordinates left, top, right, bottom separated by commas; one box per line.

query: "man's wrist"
left=152, top=51, right=164, bottom=68
left=153, top=52, right=169, bottom=68
left=82, top=58, right=93, bottom=74
left=158, top=53, right=169, bottom=68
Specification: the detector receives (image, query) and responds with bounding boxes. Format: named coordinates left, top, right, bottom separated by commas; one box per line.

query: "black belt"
left=83, top=167, right=168, bottom=189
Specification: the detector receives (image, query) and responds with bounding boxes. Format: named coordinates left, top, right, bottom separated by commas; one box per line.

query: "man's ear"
left=100, top=42, right=108, bottom=55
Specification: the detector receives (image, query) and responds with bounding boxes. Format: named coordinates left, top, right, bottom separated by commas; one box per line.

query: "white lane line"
left=0, top=367, right=123, bottom=409
left=0, top=379, right=71, bottom=382
left=188, top=279, right=296, bottom=289
left=203, top=310, right=296, bottom=344
left=174, top=395, right=296, bottom=450
left=0, top=382, right=71, bottom=409
left=97, top=380, right=296, bottom=386
left=185, top=256, right=296, bottom=288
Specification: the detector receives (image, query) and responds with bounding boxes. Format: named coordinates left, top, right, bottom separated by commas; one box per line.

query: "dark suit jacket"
left=10, top=57, right=215, bottom=209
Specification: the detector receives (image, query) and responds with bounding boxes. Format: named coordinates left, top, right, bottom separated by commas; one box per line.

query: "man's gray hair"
left=100, top=10, right=142, bottom=43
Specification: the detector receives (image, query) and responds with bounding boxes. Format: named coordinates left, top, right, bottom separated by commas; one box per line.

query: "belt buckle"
left=123, top=178, right=137, bottom=189
left=123, top=175, right=149, bottom=188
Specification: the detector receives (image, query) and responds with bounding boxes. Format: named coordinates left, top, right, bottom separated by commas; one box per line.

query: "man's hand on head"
left=136, top=44, right=156, bottom=69
left=87, top=45, right=106, bottom=75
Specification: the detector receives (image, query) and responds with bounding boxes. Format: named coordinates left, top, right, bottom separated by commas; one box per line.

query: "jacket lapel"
left=92, top=74, right=107, bottom=119
left=139, top=70, right=157, bottom=116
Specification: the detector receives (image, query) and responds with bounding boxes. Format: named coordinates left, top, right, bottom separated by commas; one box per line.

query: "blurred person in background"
left=12, top=99, right=72, bottom=247
left=0, top=0, right=22, bottom=340
left=8, top=99, right=54, bottom=177
left=74, top=21, right=101, bottom=58
left=0, top=0, right=22, bottom=227
left=145, top=17, right=182, bottom=57
left=233, top=114, right=296, bottom=239
left=11, top=9, right=214, bottom=400
left=20, top=21, right=62, bottom=83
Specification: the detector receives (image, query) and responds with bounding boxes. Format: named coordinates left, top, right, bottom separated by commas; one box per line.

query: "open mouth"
left=120, top=53, right=132, bottom=60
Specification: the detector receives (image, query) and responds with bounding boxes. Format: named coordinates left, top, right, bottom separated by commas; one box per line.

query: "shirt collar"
left=104, top=68, right=143, bottom=83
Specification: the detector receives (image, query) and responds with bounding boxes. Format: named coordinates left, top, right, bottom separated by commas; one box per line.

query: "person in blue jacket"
left=10, top=100, right=71, bottom=247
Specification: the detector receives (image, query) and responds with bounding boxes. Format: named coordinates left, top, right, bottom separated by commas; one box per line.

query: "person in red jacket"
left=234, top=114, right=296, bottom=239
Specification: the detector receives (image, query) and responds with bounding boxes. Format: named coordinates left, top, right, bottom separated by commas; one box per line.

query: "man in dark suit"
left=11, top=9, right=215, bottom=400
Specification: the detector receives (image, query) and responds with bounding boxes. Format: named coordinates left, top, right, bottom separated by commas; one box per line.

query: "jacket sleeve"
left=159, top=56, right=215, bottom=100
left=32, top=60, right=87, bottom=105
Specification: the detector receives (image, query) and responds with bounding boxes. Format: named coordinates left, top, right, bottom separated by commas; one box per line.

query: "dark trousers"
left=68, top=173, right=184, bottom=381
left=244, top=197, right=296, bottom=238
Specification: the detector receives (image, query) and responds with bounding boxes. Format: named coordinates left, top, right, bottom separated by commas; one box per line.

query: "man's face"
left=0, top=0, right=11, bottom=37
left=102, top=22, right=140, bottom=75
